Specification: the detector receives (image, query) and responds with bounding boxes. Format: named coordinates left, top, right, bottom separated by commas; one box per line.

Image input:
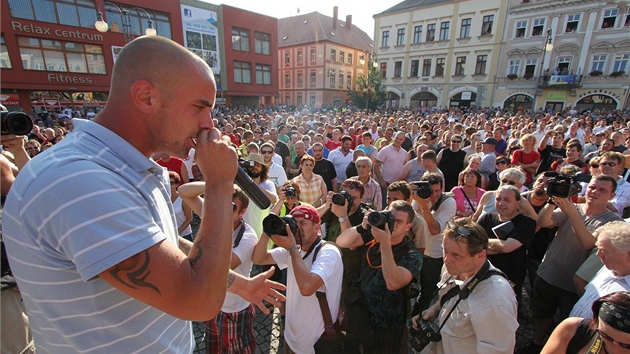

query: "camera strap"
left=436, top=260, right=507, bottom=332
left=233, top=220, right=245, bottom=249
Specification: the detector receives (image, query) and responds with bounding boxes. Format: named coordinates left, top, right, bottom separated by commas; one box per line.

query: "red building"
left=1, top=0, right=183, bottom=113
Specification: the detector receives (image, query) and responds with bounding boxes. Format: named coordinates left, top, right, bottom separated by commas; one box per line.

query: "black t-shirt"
left=536, top=145, right=566, bottom=174
left=523, top=192, right=557, bottom=261
left=314, top=158, right=338, bottom=192
left=274, top=140, right=291, bottom=169
left=478, top=212, right=536, bottom=287
left=438, top=149, right=467, bottom=191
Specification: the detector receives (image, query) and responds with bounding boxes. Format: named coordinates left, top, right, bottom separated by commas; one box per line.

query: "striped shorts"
left=205, top=304, right=256, bottom=354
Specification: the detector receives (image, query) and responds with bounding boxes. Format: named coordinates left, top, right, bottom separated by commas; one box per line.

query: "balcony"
left=536, top=74, right=582, bottom=89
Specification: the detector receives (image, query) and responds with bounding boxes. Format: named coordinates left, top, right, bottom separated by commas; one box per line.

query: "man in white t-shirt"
left=252, top=205, right=343, bottom=354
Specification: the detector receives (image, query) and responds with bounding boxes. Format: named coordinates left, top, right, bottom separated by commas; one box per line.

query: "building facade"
left=278, top=6, right=373, bottom=108
left=1, top=0, right=183, bottom=112
left=373, top=0, right=509, bottom=109
left=493, top=0, right=630, bottom=112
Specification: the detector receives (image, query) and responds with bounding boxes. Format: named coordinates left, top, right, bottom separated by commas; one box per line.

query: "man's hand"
left=194, top=128, right=237, bottom=182
left=370, top=220, right=392, bottom=247
left=552, top=196, right=579, bottom=217
left=330, top=199, right=348, bottom=217
left=1, top=134, right=27, bottom=151
left=239, top=268, right=286, bottom=314
left=269, top=225, right=297, bottom=250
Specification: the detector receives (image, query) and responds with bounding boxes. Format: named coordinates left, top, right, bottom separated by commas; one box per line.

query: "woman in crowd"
left=451, top=168, right=485, bottom=218
left=511, top=133, right=541, bottom=188
left=291, top=154, right=327, bottom=207
left=542, top=291, right=630, bottom=354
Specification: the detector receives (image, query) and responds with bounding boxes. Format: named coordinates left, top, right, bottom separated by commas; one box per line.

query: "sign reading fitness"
left=180, top=5, right=221, bottom=78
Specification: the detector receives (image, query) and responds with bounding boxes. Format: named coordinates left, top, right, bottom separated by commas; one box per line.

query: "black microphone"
left=234, top=165, right=271, bottom=209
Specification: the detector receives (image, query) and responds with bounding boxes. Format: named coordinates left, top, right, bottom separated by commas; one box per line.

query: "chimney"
left=333, top=6, right=338, bottom=29
left=346, top=15, right=352, bottom=30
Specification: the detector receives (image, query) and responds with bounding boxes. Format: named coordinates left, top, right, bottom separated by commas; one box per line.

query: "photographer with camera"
left=252, top=205, right=343, bottom=354
left=412, top=173, right=457, bottom=313
left=411, top=218, right=518, bottom=354
left=336, top=200, right=422, bottom=354
left=520, top=175, right=623, bottom=353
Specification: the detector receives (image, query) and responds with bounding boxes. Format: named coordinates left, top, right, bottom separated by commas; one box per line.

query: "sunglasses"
left=451, top=140, right=462, bottom=143
left=170, top=179, right=180, bottom=185
left=496, top=161, right=508, bottom=165
left=600, top=162, right=617, bottom=167
left=591, top=164, right=600, bottom=168
left=597, top=329, right=630, bottom=350
left=232, top=202, right=237, bottom=212
left=501, top=179, right=517, bottom=185
left=447, top=221, right=471, bottom=239
left=261, top=150, right=274, bottom=154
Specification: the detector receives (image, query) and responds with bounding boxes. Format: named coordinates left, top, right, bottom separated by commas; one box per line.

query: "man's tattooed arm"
left=109, top=250, right=161, bottom=294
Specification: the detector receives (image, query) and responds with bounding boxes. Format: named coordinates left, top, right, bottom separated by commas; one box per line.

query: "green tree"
left=348, top=60, right=388, bottom=110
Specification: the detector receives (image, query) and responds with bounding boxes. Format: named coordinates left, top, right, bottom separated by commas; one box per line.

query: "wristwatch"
left=338, top=216, right=349, bottom=223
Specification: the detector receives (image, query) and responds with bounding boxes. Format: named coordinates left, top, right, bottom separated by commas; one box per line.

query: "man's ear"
left=129, top=80, right=160, bottom=114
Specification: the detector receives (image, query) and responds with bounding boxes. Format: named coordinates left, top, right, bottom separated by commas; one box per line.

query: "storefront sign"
left=548, top=92, right=567, bottom=100
left=0, top=94, right=20, bottom=106
left=11, top=21, right=104, bottom=42
left=47, top=73, right=93, bottom=84
left=43, top=98, right=60, bottom=110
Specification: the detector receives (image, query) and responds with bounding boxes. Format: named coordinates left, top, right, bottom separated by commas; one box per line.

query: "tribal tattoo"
left=109, top=250, right=161, bottom=294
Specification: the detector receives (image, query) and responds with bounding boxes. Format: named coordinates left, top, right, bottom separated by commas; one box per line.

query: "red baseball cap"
left=290, top=205, right=320, bottom=224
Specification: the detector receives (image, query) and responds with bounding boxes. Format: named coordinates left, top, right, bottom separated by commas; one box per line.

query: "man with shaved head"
left=3, top=36, right=284, bottom=353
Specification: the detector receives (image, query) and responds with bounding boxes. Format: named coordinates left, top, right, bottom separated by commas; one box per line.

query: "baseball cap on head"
left=289, top=205, right=320, bottom=224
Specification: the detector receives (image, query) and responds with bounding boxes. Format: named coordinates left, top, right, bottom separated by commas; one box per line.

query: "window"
left=515, top=20, right=527, bottom=38
left=232, top=27, right=250, bottom=52
left=254, top=32, right=270, bottom=55
left=413, top=25, right=423, bottom=43
left=348, top=53, right=353, bottom=64
left=602, top=8, right=618, bottom=29
left=612, top=53, right=629, bottom=73
left=330, top=72, right=335, bottom=85
left=410, top=59, right=419, bottom=77
left=285, top=96, right=290, bottom=105
left=508, top=59, right=521, bottom=75
left=439, top=21, right=450, bottom=41
left=338, top=72, right=343, bottom=86
left=525, top=58, right=537, bottom=77
left=422, top=59, right=431, bottom=76
left=436, top=58, right=445, bottom=76
left=8, top=0, right=97, bottom=29
left=397, top=28, right=405, bottom=45
left=297, top=51, right=303, bottom=63
left=427, top=24, right=436, bottom=41
left=460, top=18, right=471, bottom=38
left=382, top=30, right=390, bottom=47
left=394, top=61, right=402, bottom=77
left=255, top=64, right=271, bottom=85
left=17, top=36, right=105, bottom=73
left=310, top=96, right=316, bottom=107
left=310, top=72, right=316, bottom=85
left=297, top=96, right=302, bottom=106
left=475, top=55, right=487, bottom=74
left=380, top=62, right=387, bottom=78
left=532, top=18, right=545, bottom=36
left=557, top=56, right=572, bottom=73
left=233, top=61, right=251, bottom=83
left=1, top=36, right=11, bottom=69
left=285, top=52, right=290, bottom=65
left=626, top=8, right=630, bottom=27
left=591, top=54, right=607, bottom=72
left=297, top=73, right=303, bottom=85
left=346, top=75, right=351, bottom=87
left=310, top=49, right=316, bottom=61
left=331, top=49, right=336, bottom=61
left=481, top=15, right=494, bottom=35
left=455, top=56, right=466, bottom=75
left=566, top=14, right=580, bottom=33
left=285, top=73, right=290, bottom=85
left=340, top=51, right=344, bottom=63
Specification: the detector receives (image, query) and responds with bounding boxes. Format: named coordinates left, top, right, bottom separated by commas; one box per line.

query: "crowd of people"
left=2, top=35, right=630, bottom=354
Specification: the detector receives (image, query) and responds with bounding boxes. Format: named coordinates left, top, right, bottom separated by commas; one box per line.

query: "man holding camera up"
left=413, top=173, right=457, bottom=313
left=411, top=219, right=518, bottom=354
left=252, top=205, right=343, bottom=354
left=337, top=200, right=422, bottom=354
left=520, top=175, right=622, bottom=353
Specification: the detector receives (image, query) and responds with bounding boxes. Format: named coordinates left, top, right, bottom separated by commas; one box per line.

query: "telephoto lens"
left=1, top=112, right=34, bottom=135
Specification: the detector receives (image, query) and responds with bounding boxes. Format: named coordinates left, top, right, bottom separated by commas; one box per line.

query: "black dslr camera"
left=544, top=171, right=592, bottom=198
left=411, top=181, right=433, bottom=199
left=332, top=191, right=352, bottom=206
left=262, top=214, right=298, bottom=237
left=284, top=187, right=296, bottom=197
left=368, top=210, right=395, bottom=231
left=1, top=111, right=34, bottom=135
left=410, top=319, right=442, bottom=351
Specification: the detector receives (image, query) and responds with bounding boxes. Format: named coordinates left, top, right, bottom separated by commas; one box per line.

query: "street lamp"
left=359, top=52, right=379, bottom=110
left=531, top=28, right=553, bottom=115
left=95, top=2, right=157, bottom=42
